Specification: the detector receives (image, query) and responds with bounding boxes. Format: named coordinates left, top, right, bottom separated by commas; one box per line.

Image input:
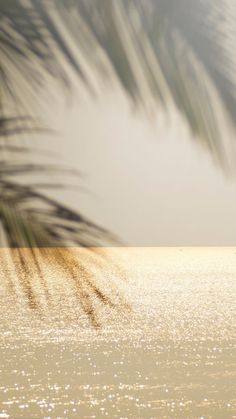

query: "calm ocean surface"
left=0, top=247, right=236, bottom=418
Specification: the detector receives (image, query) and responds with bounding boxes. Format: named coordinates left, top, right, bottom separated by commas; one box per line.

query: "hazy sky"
left=42, top=86, right=236, bottom=246
left=25, top=0, right=236, bottom=246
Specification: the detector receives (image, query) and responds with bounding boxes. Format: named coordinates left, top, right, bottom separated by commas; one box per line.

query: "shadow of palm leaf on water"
left=1, top=1, right=236, bottom=326
left=2, top=247, right=129, bottom=328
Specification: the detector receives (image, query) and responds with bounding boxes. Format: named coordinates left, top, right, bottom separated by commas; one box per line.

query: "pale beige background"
left=37, top=85, right=236, bottom=246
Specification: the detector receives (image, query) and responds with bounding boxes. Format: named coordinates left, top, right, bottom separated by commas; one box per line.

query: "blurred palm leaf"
left=0, top=121, right=113, bottom=247
left=65, top=0, right=236, bottom=165
left=0, top=0, right=115, bottom=247
left=1, top=0, right=236, bottom=248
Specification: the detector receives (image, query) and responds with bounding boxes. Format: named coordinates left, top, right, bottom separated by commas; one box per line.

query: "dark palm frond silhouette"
left=0, top=126, right=113, bottom=247
left=0, top=0, right=116, bottom=248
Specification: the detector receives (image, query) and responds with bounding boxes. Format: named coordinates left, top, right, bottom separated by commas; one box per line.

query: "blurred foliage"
left=1, top=0, right=236, bottom=247
left=0, top=0, right=114, bottom=247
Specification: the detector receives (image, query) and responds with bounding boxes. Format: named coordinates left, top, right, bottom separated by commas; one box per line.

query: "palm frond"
left=0, top=0, right=117, bottom=247
left=0, top=157, right=116, bottom=247
left=55, top=0, right=236, bottom=165
left=2, top=1, right=236, bottom=161
left=1, top=0, right=236, bottom=249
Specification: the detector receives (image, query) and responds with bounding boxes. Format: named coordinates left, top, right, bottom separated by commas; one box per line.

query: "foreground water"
left=0, top=247, right=235, bottom=418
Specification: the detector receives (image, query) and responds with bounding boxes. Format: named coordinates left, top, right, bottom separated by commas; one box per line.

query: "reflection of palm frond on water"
left=1, top=247, right=129, bottom=328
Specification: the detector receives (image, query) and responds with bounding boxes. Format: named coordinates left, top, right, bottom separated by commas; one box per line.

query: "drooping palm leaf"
left=62, top=0, right=236, bottom=165
left=0, top=0, right=117, bottom=247
left=2, top=1, right=236, bottom=160
left=1, top=0, right=236, bottom=246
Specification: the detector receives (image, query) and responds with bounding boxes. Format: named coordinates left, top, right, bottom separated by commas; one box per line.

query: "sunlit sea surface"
left=0, top=247, right=236, bottom=418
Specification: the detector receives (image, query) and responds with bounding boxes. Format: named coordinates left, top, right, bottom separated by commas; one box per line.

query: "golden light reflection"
left=0, top=247, right=236, bottom=418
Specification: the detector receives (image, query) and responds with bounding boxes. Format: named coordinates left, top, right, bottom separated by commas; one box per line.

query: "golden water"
left=0, top=247, right=236, bottom=418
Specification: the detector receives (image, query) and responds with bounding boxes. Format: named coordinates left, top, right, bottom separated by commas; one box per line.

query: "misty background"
left=37, top=83, right=236, bottom=246
left=2, top=0, right=236, bottom=246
